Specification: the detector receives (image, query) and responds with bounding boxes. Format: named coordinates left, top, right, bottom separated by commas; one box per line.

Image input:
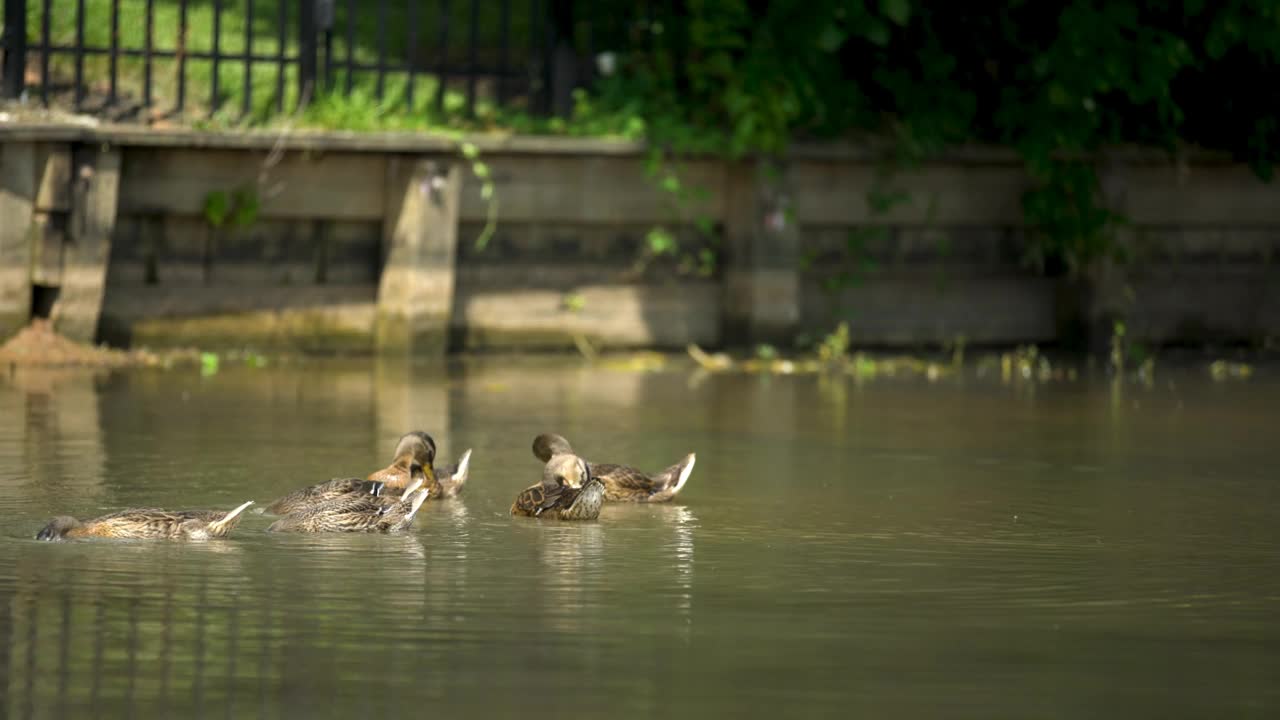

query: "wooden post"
left=51, top=145, right=121, bottom=343
left=0, top=141, right=35, bottom=341
left=722, top=158, right=801, bottom=347
left=376, top=156, right=460, bottom=355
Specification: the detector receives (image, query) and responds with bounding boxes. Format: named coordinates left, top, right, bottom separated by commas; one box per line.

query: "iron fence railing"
left=0, top=0, right=598, bottom=120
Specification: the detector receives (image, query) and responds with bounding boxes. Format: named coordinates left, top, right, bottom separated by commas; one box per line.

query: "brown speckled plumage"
left=36, top=501, right=255, bottom=541
left=266, top=472, right=431, bottom=533
left=531, top=433, right=695, bottom=503
left=265, top=431, right=447, bottom=515
left=511, top=454, right=604, bottom=521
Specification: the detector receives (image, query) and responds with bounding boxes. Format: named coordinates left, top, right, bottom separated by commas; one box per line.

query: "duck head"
left=394, top=431, right=438, bottom=494
left=544, top=453, right=591, bottom=490
left=532, top=434, right=575, bottom=463
left=36, top=516, right=82, bottom=541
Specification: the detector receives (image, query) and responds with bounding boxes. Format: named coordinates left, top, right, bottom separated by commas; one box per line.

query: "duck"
left=35, top=500, right=255, bottom=541
left=365, top=432, right=471, bottom=498
left=511, top=453, right=605, bottom=521
left=266, top=469, right=431, bottom=533
left=531, top=433, right=695, bottom=503
left=265, top=431, right=470, bottom=514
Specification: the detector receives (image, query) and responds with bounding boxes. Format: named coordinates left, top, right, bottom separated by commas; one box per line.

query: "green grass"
left=8, top=0, right=639, bottom=137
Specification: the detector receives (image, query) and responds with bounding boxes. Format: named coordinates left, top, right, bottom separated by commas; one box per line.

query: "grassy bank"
left=10, top=0, right=635, bottom=136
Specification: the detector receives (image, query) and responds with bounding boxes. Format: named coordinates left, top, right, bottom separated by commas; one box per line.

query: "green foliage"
left=817, top=322, right=851, bottom=365
left=202, top=186, right=259, bottom=229
left=26, top=1, right=1280, bottom=275
left=459, top=142, right=500, bottom=251
left=589, top=0, right=1280, bottom=272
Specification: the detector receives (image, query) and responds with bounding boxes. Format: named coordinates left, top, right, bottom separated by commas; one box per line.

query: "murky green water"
left=0, top=358, right=1277, bottom=718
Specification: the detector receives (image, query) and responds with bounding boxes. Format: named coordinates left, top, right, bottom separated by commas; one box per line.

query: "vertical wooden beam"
left=376, top=156, right=460, bottom=355
left=721, top=158, right=800, bottom=347
left=0, top=141, right=35, bottom=341
left=52, top=145, right=121, bottom=343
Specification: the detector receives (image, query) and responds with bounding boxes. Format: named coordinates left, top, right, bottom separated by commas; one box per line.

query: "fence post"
left=297, top=0, right=318, bottom=107
left=1, top=0, right=28, bottom=99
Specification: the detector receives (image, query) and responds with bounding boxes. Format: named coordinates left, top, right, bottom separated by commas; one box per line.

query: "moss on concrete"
left=455, top=326, right=603, bottom=352
left=129, top=309, right=375, bottom=353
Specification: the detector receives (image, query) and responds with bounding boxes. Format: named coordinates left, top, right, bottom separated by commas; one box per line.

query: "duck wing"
left=511, top=483, right=569, bottom=517
left=264, top=477, right=378, bottom=515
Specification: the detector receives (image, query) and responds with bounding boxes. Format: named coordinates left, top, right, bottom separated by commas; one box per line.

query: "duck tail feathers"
left=209, top=500, right=255, bottom=532
left=650, top=453, right=696, bottom=501
left=405, top=489, right=430, bottom=524
left=452, top=449, right=472, bottom=484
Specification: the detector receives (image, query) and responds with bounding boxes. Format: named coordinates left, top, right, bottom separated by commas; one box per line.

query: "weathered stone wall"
left=1, top=124, right=1278, bottom=353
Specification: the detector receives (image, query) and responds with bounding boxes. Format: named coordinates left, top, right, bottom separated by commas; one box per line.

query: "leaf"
left=646, top=227, right=677, bottom=255
left=694, top=216, right=715, bottom=236
left=864, top=20, right=890, bottom=47
left=818, top=24, right=846, bottom=53
left=203, top=191, right=229, bottom=228
left=880, top=0, right=911, bottom=27
left=460, top=142, right=479, bottom=160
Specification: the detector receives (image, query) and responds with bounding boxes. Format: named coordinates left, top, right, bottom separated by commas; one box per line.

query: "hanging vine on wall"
left=583, top=0, right=1280, bottom=277
left=459, top=141, right=499, bottom=252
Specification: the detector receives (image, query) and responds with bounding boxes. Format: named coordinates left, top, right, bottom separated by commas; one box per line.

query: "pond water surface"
left=0, top=358, right=1277, bottom=718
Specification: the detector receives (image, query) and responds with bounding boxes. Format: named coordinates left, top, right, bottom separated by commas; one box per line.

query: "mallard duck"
left=532, top=434, right=695, bottom=503
left=265, top=431, right=457, bottom=515
left=511, top=454, right=605, bottom=521
left=266, top=472, right=431, bottom=533
left=372, top=433, right=472, bottom=499
left=35, top=501, right=255, bottom=541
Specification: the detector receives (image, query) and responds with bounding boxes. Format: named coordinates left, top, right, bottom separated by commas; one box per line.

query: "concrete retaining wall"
left=1, top=123, right=1278, bottom=353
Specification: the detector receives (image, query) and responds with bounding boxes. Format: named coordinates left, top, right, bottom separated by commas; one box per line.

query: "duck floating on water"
left=511, top=453, right=605, bottom=521
left=267, top=468, right=431, bottom=533
left=35, top=501, right=255, bottom=541
left=532, top=434, right=695, bottom=503
left=264, top=431, right=472, bottom=515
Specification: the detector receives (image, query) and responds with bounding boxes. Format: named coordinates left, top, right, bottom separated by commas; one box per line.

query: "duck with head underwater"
left=264, top=431, right=472, bottom=515
left=36, top=500, right=256, bottom=541
left=511, top=453, right=605, bottom=521
left=532, top=433, right=695, bottom=503
left=267, top=464, right=432, bottom=533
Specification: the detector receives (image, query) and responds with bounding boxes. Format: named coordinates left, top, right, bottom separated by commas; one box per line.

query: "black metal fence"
left=0, top=0, right=600, bottom=121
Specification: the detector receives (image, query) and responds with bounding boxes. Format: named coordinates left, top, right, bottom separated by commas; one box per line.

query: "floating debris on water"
left=1209, top=360, right=1253, bottom=381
